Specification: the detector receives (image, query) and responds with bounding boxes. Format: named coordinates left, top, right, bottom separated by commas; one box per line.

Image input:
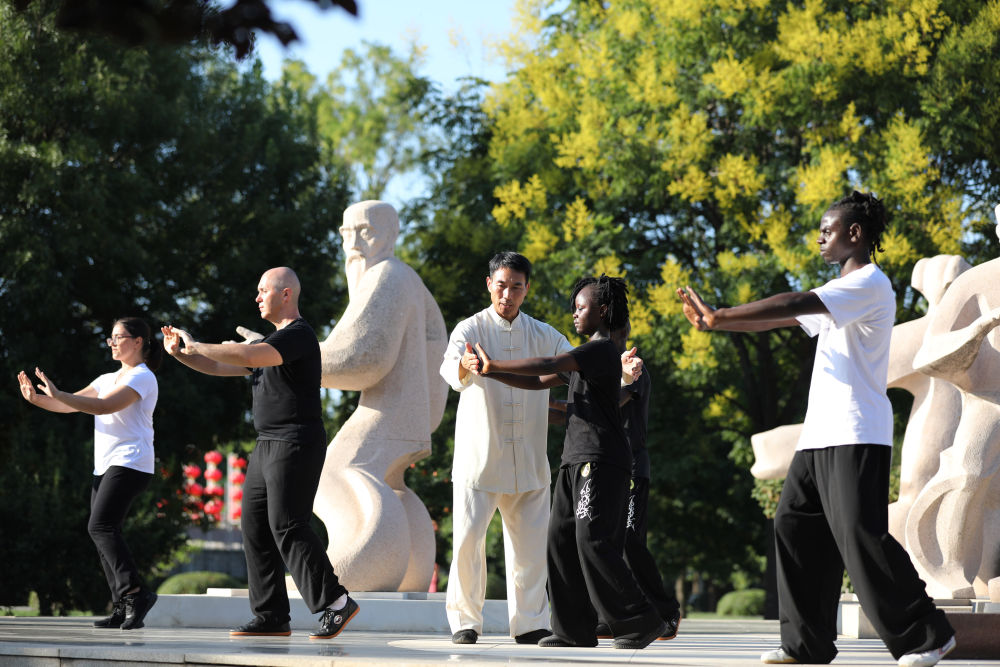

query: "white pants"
left=446, top=484, right=550, bottom=636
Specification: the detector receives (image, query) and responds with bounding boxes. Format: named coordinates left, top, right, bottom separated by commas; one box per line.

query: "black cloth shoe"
left=539, top=634, right=598, bottom=648
left=230, top=617, right=292, bottom=636
left=613, top=619, right=668, bottom=650
left=514, top=629, right=552, bottom=644
left=310, top=596, right=360, bottom=639
left=93, top=600, right=125, bottom=628
left=595, top=622, right=612, bottom=639
left=452, top=629, right=478, bottom=644
left=658, top=609, right=681, bottom=640
left=119, top=589, right=157, bottom=630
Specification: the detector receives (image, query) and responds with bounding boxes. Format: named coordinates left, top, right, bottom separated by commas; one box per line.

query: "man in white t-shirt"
left=441, top=251, right=571, bottom=646
left=677, top=192, right=955, bottom=667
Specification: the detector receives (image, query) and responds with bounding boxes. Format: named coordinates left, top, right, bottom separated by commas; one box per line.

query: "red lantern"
left=231, top=472, right=246, bottom=485
left=232, top=489, right=243, bottom=501
left=204, top=450, right=223, bottom=465
left=204, top=468, right=223, bottom=482
left=183, top=464, right=201, bottom=479
left=234, top=457, right=248, bottom=469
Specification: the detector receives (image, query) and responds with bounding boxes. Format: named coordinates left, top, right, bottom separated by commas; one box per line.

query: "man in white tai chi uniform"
left=441, top=251, right=571, bottom=646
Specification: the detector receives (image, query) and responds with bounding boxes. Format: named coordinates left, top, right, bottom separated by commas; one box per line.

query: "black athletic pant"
left=89, top=465, right=152, bottom=602
left=242, top=439, right=346, bottom=623
left=775, top=445, right=953, bottom=663
left=624, top=476, right=681, bottom=621
left=547, top=462, right=661, bottom=644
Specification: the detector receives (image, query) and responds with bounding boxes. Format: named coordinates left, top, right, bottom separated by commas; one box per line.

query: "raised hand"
left=161, top=325, right=182, bottom=355
left=676, top=286, right=716, bottom=331
left=17, top=370, right=37, bottom=403
left=234, top=326, right=264, bottom=344
left=622, top=347, right=643, bottom=381
left=473, top=343, right=493, bottom=375
left=33, top=367, right=59, bottom=398
left=460, top=342, right=482, bottom=375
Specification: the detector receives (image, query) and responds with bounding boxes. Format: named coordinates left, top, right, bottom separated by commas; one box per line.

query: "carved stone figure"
left=886, top=255, right=969, bottom=543
left=312, top=200, right=448, bottom=592
left=904, top=215, right=1000, bottom=598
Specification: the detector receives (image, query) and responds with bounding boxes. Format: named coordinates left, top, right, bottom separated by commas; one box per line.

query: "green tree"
left=275, top=42, right=437, bottom=201
left=0, top=0, right=352, bottom=613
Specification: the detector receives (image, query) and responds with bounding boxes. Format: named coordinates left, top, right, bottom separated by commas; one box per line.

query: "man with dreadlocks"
left=472, top=274, right=667, bottom=650
left=678, top=191, right=955, bottom=667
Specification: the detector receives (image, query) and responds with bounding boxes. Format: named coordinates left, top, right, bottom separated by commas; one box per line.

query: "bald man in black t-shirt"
left=163, top=266, right=358, bottom=640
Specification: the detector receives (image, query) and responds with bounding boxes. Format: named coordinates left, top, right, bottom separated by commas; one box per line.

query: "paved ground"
left=2, top=617, right=999, bottom=666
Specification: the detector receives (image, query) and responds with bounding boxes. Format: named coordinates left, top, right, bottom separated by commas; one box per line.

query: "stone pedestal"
left=838, top=595, right=1000, bottom=658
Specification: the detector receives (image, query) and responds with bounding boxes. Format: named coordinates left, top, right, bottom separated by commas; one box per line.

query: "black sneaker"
left=658, top=609, right=681, bottom=641
left=120, top=589, right=157, bottom=630
left=612, top=619, right=668, bottom=650
left=309, top=596, right=359, bottom=639
left=230, top=617, right=292, bottom=636
left=452, top=629, right=478, bottom=644
left=93, top=600, right=125, bottom=628
left=514, top=629, right=552, bottom=644
left=595, top=622, right=613, bottom=639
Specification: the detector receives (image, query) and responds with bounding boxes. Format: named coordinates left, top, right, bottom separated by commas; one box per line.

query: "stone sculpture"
left=886, top=255, right=969, bottom=544
left=903, top=214, right=1000, bottom=599
left=312, top=200, right=449, bottom=592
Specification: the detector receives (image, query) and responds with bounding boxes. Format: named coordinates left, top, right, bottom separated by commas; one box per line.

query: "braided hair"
left=570, top=274, right=630, bottom=331
left=828, top=191, right=887, bottom=263
left=115, top=317, right=164, bottom=372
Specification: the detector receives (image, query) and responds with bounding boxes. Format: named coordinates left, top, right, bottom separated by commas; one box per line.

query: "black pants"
left=547, top=462, right=661, bottom=644
left=775, top=446, right=953, bottom=663
left=624, top=476, right=681, bottom=621
left=242, top=439, right=346, bottom=622
left=89, top=466, right=151, bottom=602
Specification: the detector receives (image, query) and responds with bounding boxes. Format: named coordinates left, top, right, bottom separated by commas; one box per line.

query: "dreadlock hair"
left=828, top=190, right=887, bottom=263
left=570, top=274, right=630, bottom=331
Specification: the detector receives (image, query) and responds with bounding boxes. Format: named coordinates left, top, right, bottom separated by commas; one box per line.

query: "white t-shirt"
left=440, top=307, right=573, bottom=493
left=795, top=263, right=895, bottom=450
left=89, top=364, right=158, bottom=475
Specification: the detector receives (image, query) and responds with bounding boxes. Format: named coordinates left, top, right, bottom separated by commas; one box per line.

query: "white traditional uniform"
left=441, top=306, right=572, bottom=636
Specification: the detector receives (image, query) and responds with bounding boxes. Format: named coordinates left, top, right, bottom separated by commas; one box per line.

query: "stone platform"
left=144, top=589, right=510, bottom=633
left=7, top=615, right=1000, bottom=667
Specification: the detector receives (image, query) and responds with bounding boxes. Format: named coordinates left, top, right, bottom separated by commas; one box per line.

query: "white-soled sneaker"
left=761, top=647, right=800, bottom=664
left=898, top=636, right=956, bottom=667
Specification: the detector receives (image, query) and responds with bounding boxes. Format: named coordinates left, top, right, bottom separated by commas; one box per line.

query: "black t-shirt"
left=623, top=368, right=651, bottom=479
left=559, top=338, right=631, bottom=473
left=250, top=318, right=326, bottom=445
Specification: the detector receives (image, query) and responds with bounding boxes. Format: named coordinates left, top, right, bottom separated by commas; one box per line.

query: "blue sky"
left=253, top=0, right=517, bottom=88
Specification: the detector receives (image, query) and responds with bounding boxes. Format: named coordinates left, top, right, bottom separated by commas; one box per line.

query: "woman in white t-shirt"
left=677, top=192, right=955, bottom=667
left=18, top=317, right=162, bottom=631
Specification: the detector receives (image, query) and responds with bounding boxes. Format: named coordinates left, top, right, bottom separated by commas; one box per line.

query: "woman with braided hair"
left=470, top=274, right=666, bottom=650
left=17, top=317, right=162, bottom=631
left=678, top=191, right=955, bottom=667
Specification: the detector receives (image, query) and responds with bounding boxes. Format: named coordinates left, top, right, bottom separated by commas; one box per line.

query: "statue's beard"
left=345, top=254, right=367, bottom=299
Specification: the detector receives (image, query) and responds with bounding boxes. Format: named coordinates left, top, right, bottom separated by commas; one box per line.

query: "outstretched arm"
left=18, top=370, right=92, bottom=413
left=676, top=286, right=822, bottom=332
left=162, top=326, right=256, bottom=376
left=473, top=343, right=572, bottom=390
left=23, top=368, right=139, bottom=415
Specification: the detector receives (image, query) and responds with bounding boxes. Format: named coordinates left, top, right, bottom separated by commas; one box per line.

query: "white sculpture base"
left=837, top=594, right=974, bottom=638
left=143, top=588, right=511, bottom=633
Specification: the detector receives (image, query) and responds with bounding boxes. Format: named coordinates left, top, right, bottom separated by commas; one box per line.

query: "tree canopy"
left=0, top=0, right=352, bottom=612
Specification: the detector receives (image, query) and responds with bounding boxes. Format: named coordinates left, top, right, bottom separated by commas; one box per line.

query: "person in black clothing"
left=604, top=321, right=681, bottom=640
left=162, top=266, right=358, bottom=640
left=471, top=275, right=666, bottom=650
